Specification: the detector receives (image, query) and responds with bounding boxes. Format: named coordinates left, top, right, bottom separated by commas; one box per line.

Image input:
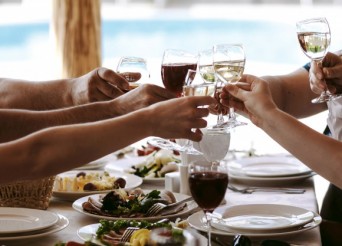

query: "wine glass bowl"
left=212, top=43, right=247, bottom=129
left=296, top=17, right=331, bottom=61
left=296, top=17, right=340, bottom=103
left=161, top=49, right=198, bottom=96
left=116, top=56, right=150, bottom=90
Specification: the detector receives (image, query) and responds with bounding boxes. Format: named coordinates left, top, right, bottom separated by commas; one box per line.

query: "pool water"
left=0, top=18, right=306, bottom=66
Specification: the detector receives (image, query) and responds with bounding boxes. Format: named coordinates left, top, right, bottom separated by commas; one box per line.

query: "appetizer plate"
left=211, top=204, right=315, bottom=232
left=72, top=191, right=198, bottom=222
left=0, top=207, right=59, bottom=234
left=188, top=209, right=321, bottom=237
left=229, top=156, right=311, bottom=178
left=52, top=170, right=143, bottom=201
left=105, top=156, right=166, bottom=184
left=77, top=223, right=208, bottom=246
left=0, top=214, right=69, bottom=241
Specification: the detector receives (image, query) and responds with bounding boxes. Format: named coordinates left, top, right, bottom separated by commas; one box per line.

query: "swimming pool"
left=0, top=18, right=305, bottom=66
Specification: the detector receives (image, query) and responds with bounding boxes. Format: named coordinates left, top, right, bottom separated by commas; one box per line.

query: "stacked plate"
left=188, top=204, right=322, bottom=237
left=0, top=207, right=69, bottom=241
left=228, top=156, right=314, bottom=186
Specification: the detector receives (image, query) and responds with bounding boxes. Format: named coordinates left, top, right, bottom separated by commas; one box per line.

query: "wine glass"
left=198, top=48, right=227, bottom=129
left=116, top=56, right=150, bottom=90
left=179, top=69, right=216, bottom=155
left=213, top=43, right=247, bottom=129
left=188, top=128, right=230, bottom=246
left=296, top=17, right=341, bottom=103
left=161, top=49, right=198, bottom=97
left=148, top=69, right=213, bottom=155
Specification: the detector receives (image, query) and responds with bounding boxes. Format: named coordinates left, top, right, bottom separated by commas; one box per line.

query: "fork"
left=228, top=185, right=306, bottom=194
left=120, top=227, right=140, bottom=242
left=146, top=196, right=193, bottom=216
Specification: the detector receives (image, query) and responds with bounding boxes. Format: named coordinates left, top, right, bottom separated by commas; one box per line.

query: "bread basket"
left=0, top=176, right=55, bottom=210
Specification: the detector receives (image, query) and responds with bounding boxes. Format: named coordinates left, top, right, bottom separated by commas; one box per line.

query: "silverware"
left=228, top=185, right=306, bottom=194
left=145, top=196, right=193, bottom=216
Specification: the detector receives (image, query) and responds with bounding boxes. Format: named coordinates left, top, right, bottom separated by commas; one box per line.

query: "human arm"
left=0, top=96, right=215, bottom=184
left=260, top=67, right=327, bottom=118
left=0, top=84, right=175, bottom=143
left=309, top=51, right=342, bottom=95
left=221, top=74, right=342, bottom=189
left=0, top=67, right=130, bottom=110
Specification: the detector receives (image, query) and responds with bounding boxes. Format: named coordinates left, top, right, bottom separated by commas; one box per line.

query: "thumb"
left=225, top=83, right=246, bottom=102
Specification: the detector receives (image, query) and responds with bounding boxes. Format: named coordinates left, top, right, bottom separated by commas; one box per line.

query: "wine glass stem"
left=228, top=107, right=236, bottom=121
left=205, top=211, right=212, bottom=246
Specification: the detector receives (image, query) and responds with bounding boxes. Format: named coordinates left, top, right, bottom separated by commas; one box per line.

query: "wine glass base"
left=147, top=137, right=203, bottom=155
left=212, top=119, right=247, bottom=130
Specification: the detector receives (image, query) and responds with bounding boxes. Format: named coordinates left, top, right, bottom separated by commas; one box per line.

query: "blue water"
left=0, top=19, right=304, bottom=65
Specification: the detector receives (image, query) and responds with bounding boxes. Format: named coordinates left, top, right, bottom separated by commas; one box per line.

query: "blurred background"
left=1, top=0, right=341, bottom=207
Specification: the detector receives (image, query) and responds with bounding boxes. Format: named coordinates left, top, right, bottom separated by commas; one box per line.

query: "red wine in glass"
left=189, top=171, right=228, bottom=212
left=188, top=154, right=228, bottom=246
left=161, top=63, right=197, bottom=96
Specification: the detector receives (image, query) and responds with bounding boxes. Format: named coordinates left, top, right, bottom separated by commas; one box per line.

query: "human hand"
left=147, top=96, right=216, bottom=142
left=71, top=67, right=131, bottom=105
left=310, top=51, right=342, bottom=94
left=112, top=84, right=177, bottom=115
left=221, top=74, right=278, bottom=127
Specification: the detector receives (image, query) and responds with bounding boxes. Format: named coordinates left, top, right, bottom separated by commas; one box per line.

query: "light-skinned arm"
left=261, top=67, right=327, bottom=118
left=0, top=83, right=176, bottom=143
left=221, top=74, right=342, bottom=189
left=0, top=67, right=130, bottom=110
left=0, top=96, right=215, bottom=184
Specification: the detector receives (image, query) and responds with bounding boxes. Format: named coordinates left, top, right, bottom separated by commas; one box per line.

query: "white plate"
left=72, top=191, right=198, bottom=221
left=229, top=171, right=315, bottom=186
left=105, top=156, right=166, bottom=184
left=211, top=204, right=315, bottom=232
left=229, top=156, right=314, bottom=186
left=0, top=214, right=69, bottom=241
left=230, top=156, right=311, bottom=178
left=0, top=207, right=59, bottom=234
left=52, top=170, right=143, bottom=201
left=188, top=209, right=321, bottom=237
left=77, top=223, right=208, bottom=246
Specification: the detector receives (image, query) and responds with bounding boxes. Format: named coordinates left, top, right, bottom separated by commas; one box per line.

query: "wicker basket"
left=0, top=176, right=55, bottom=210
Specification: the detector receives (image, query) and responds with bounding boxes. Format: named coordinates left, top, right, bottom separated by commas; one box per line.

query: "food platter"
left=72, top=191, right=198, bottom=222
left=77, top=223, right=208, bottom=246
left=52, top=170, right=143, bottom=200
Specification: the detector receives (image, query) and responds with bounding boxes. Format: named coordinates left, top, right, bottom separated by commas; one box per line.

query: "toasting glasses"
left=148, top=69, right=213, bottom=155
left=212, top=43, right=247, bottom=129
left=296, top=17, right=341, bottom=103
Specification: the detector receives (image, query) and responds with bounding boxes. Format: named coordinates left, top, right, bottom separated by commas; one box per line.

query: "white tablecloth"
left=0, top=178, right=321, bottom=246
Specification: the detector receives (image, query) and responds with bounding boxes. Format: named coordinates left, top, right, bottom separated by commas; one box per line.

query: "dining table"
left=0, top=155, right=322, bottom=246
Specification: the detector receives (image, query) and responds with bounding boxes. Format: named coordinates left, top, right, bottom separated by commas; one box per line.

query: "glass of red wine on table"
left=188, top=129, right=230, bottom=246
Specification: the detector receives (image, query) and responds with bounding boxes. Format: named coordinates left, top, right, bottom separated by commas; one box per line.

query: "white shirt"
left=327, top=96, right=342, bottom=141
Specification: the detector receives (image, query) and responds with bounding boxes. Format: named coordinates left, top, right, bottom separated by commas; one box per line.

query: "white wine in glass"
left=213, top=43, right=247, bottom=129
left=296, top=17, right=341, bottom=103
